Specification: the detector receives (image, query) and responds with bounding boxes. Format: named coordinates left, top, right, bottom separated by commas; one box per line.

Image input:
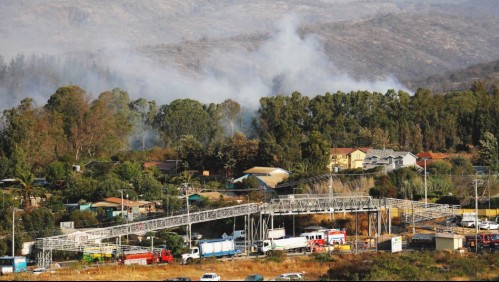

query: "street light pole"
left=245, top=195, right=249, bottom=256
left=186, top=195, right=191, bottom=249
left=12, top=208, right=15, bottom=257
left=424, top=158, right=428, bottom=208
left=292, top=188, right=297, bottom=237
left=118, top=190, right=124, bottom=220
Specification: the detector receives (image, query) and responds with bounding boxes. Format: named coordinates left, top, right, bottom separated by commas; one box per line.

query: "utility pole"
left=475, top=176, right=478, bottom=254
left=329, top=174, right=334, bottom=222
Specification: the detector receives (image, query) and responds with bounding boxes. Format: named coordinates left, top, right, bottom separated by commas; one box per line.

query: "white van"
left=231, top=230, right=246, bottom=240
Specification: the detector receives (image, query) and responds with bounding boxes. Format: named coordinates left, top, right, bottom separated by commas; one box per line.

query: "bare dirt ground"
left=1, top=256, right=328, bottom=281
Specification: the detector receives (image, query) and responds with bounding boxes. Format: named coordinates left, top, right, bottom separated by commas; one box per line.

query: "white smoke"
left=97, top=14, right=410, bottom=110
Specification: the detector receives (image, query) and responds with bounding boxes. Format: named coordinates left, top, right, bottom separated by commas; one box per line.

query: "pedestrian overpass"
left=36, top=194, right=459, bottom=268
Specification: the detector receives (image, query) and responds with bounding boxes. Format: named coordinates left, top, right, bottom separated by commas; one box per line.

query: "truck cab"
left=181, top=247, right=200, bottom=264
left=257, top=240, right=272, bottom=254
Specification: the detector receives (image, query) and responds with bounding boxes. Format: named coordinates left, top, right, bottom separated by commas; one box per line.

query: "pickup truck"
left=465, top=234, right=495, bottom=249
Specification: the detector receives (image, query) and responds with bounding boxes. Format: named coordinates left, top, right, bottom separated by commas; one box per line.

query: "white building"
left=363, top=149, right=418, bottom=172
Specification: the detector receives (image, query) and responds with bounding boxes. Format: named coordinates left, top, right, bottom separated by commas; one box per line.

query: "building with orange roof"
left=416, top=152, right=449, bottom=168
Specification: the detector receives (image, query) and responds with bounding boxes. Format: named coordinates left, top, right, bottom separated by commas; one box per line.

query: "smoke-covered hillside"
left=0, top=0, right=498, bottom=110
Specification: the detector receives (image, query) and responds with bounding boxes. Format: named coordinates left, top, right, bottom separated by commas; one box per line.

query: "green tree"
left=45, top=161, right=68, bottom=183
left=21, top=207, right=61, bottom=240
left=132, top=174, right=163, bottom=201
left=154, top=99, right=215, bottom=146
left=16, top=171, right=46, bottom=210
left=69, top=210, right=99, bottom=228
left=113, top=161, right=142, bottom=182
left=478, top=131, right=498, bottom=170
left=92, top=175, right=131, bottom=201
left=175, top=135, right=205, bottom=170
left=156, top=230, right=186, bottom=257
left=301, top=130, right=330, bottom=170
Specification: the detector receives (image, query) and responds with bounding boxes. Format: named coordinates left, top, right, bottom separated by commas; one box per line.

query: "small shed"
left=435, top=233, right=464, bottom=250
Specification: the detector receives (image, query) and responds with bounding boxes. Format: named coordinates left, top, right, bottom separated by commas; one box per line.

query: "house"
left=416, top=152, right=448, bottom=168
left=91, top=197, right=155, bottom=220
left=185, top=192, right=238, bottom=204
left=232, top=167, right=290, bottom=189
left=363, top=149, right=418, bottom=172
left=435, top=233, right=464, bottom=251
left=329, top=148, right=369, bottom=171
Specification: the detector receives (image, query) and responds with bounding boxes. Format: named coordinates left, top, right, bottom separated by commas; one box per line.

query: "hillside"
left=0, top=1, right=498, bottom=110
left=407, top=59, right=499, bottom=93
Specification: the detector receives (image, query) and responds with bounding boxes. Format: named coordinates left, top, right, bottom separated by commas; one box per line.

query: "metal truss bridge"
left=36, top=194, right=459, bottom=267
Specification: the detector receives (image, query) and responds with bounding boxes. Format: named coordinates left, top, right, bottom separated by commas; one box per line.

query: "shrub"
left=312, top=253, right=336, bottom=263
left=265, top=250, right=286, bottom=263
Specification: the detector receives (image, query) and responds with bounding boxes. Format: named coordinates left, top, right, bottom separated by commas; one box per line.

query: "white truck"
left=267, top=227, right=286, bottom=239
left=459, top=212, right=480, bottom=228
left=181, top=239, right=238, bottom=264
left=257, top=237, right=308, bottom=255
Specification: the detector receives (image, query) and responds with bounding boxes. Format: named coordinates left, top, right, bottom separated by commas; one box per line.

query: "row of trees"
left=2, top=82, right=499, bottom=179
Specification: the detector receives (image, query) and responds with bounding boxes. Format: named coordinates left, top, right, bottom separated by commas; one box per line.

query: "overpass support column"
left=259, top=212, right=263, bottom=240
left=37, top=248, right=52, bottom=269
left=388, top=208, right=392, bottom=235
left=368, top=211, right=371, bottom=237
left=377, top=210, right=382, bottom=236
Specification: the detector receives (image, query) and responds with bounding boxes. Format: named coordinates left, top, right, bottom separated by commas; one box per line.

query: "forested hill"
left=406, top=59, right=499, bottom=94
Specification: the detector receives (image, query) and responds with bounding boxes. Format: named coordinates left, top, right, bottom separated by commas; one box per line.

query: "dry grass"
left=0, top=257, right=328, bottom=281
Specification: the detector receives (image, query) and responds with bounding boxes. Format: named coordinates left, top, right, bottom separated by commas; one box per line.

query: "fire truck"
left=300, top=228, right=347, bottom=247
left=118, top=249, right=173, bottom=265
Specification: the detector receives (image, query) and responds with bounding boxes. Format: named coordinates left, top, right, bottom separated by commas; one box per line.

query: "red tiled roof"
left=357, top=147, right=371, bottom=153
left=330, top=148, right=355, bottom=155
left=416, top=152, right=448, bottom=160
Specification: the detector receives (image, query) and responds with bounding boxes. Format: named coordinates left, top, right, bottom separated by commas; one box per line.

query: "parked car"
left=490, top=234, right=499, bottom=248
left=165, top=277, right=192, bottom=281
left=460, top=219, right=481, bottom=228
left=444, top=216, right=461, bottom=226
left=244, top=274, right=264, bottom=281
left=200, top=273, right=221, bottom=281
left=270, top=272, right=304, bottom=281
left=479, top=220, right=499, bottom=230
left=32, top=268, right=55, bottom=275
